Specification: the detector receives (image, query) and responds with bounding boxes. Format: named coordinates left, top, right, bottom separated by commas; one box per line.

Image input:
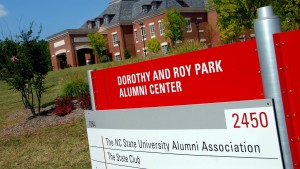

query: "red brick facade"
left=48, top=30, right=99, bottom=70
left=48, top=0, right=221, bottom=70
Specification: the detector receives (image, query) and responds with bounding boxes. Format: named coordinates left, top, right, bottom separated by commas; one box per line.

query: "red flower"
left=11, top=56, right=19, bottom=62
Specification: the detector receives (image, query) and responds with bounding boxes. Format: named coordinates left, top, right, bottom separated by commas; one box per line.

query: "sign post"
left=254, top=6, right=293, bottom=168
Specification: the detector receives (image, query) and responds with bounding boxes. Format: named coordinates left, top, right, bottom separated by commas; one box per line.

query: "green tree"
left=163, top=9, right=185, bottom=45
left=0, top=24, right=51, bottom=116
left=273, top=0, right=300, bottom=31
left=147, top=38, right=161, bottom=55
left=87, top=32, right=107, bottom=61
left=207, top=0, right=245, bottom=43
left=207, top=0, right=299, bottom=43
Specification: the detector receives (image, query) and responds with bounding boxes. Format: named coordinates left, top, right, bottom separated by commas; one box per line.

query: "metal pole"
left=87, top=70, right=96, bottom=111
left=254, top=6, right=293, bottom=169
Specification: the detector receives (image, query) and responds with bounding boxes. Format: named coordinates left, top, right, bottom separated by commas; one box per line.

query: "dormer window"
left=151, top=1, right=161, bottom=10
left=142, top=5, right=151, bottom=14
left=152, top=2, right=157, bottom=10
left=95, top=19, right=101, bottom=28
left=103, top=14, right=115, bottom=24
left=87, top=21, right=93, bottom=29
left=142, top=7, right=148, bottom=13
left=104, top=16, right=109, bottom=24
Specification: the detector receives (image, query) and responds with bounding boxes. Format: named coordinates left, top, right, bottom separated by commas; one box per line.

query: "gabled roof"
left=46, top=29, right=97, bottom=41
left=48, top=0, right=206, bottom=39
left=87, top=0, right=206, bottom=28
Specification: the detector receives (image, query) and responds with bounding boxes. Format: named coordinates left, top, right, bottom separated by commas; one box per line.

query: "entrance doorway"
left=77, top=49, right=95, bottom=66
left=57, top=53, right=67, bottom=69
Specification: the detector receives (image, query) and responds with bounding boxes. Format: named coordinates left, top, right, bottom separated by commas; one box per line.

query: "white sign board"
left=85, top=99, right=284, bottom=169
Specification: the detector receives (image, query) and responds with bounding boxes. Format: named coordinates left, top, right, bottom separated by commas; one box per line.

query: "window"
left=134, top=29, right=139, bottom=43
left=158, top=20, right=165, bottom=35
left=87, top=22, right=92, bottom=29
left=152, top=3, right=157, bottom=10
left=142, top=48, right=149, bottom=56
left=115, top=53, right=121, bottom=61
left=149, top=23, right=155, bottom=38
left=142, top=6, right=148, bottom=13
left=141, top=26, right=146, bottom=41
left=185, top=18, right=192, bottom=32
left=104, top=16, right=109, bottom=24
left=161, top=42, right=168, bottom=55
left=95, top=20, right=100, bottom=28
left=112, top=32, right=118, bottom=46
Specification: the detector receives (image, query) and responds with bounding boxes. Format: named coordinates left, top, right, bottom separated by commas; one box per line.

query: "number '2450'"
left=232, top=112, right=269, bottom=128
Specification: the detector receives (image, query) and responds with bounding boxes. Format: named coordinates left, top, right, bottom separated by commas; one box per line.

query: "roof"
left=48, top=0, right=206, bottom=39
left=46, top=29, right=97, bottom=41
left=84, top=0, right=206, bottom=28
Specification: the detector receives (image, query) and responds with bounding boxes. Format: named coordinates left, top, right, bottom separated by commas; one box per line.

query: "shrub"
left=63, top=78, right=89, bottom=98
left=124, top=48, right=131, bottom=59
left=53, top=96, right=74, bottom=116
left=101, top=55, right=110, bottom=63
left=147, top=38, right=161, bottom=55
left=78, top=93, right=92, bottom=110
left=167, top=40, right=207, bottom=55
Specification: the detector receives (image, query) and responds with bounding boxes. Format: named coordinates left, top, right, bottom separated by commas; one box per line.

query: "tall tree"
left=87, top=32, right=108, bottom=61
left=207, top=0, right=299, bottom=43
left=163, top=9, right=185, bottom=45
left=207, top=0, right=244, bottom=43
left=0, top=24, right=51, bottom=116
left=273, top=0, right=300, bottom=31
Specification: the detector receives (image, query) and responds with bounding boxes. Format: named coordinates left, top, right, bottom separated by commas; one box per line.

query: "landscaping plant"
left=62, top=76, right=89, bottom=98
left=53, top=96, right=74, bottom=116
left=0, top=24, right=51, bottom=117
left=78, top=93, right=92, bottom=110
left=147, top=38, right=161, bottom=56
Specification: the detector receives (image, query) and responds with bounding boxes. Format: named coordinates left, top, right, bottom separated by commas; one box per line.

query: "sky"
left=0, top=0, right=111, bottom=39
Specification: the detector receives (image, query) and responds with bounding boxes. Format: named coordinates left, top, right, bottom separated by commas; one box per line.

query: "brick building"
left=47, top=0, right=220, bottom=70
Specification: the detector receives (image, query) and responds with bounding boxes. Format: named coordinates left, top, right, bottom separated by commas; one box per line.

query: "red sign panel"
left=91, top=40, right=264, bottom=110
left=274, top=29, right=300, bottom=166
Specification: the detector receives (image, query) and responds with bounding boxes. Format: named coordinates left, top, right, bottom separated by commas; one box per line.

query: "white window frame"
left=142, top=47, right=149, bottom=57
left=158, top=20, right=165, bottom=36
left=95, top=20, right=100, bottom=28
left=112, top=32, right=118, bottom=47
left=185, top=18, right=192, bottom=32
left=149, top=23, right=156, bottom=38
left=87, top=23, right=92, bottom=29
left=104, top=16, right=109, bottom=24
left=141, top=25, right=147, bottom=41
left=134, top=29, right=139, bottom=43
left=197, top=17, right=204, bottom=32
left=161, top=42, right=168, bottom=55
left=114, top=52, right=121, bottom=61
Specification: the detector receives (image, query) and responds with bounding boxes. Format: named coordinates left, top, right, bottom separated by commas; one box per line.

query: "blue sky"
left=0, top=0, right=110, bottom=39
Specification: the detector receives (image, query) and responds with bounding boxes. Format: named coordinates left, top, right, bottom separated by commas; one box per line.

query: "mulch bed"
left=0, top=107, right=85, bottom=139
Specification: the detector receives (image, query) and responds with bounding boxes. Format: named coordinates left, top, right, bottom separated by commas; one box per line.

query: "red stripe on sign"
left=101, top=136, right=108, bottom=169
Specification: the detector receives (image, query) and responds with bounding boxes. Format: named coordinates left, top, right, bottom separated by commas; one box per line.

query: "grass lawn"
left=0, top=118, right=90, bottom=169
left=0, top=56, right=160, bottom=168
left=0, top=56, right=155, bottom=129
